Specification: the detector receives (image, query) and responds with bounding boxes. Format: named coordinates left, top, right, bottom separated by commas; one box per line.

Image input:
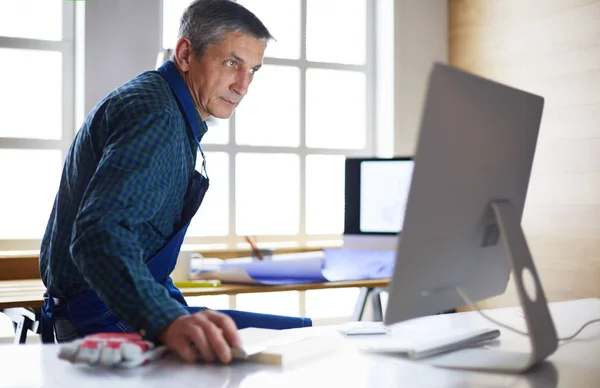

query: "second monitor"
left=344, top=157, right=414, bottom=251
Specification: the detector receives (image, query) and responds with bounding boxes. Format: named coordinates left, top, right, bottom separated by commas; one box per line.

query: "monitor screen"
left=360, top=160, right=414, bottom=233
left=344, top=158, right=414, bottom=237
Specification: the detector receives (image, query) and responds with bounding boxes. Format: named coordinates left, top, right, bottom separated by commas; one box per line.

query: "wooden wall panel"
left=450, top=0, right=600, bottom=307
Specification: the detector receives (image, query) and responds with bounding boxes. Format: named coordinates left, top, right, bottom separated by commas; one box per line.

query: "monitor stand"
left=432, top=200, right=558, bottom=373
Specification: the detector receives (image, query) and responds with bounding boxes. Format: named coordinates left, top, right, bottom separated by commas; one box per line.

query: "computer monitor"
left=343, top=157, right=414, bottom=250
left=384, top=63, right=558, bottom=372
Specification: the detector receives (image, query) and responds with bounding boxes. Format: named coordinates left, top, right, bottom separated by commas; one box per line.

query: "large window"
left=0, top=0, right=75, bottom=253
left=162, top=0, right=388, bottom=250
left=0, top=0, right=393, bottom=255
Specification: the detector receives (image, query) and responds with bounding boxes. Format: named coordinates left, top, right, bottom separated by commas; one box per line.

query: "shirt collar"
left=156, top=60, right=208, bottom=143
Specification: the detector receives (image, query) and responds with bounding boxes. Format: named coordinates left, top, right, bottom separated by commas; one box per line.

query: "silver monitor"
left=385, top=63, right=558, bottom=372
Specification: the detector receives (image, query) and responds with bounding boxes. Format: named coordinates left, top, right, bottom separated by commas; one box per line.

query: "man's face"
left=184, top=32, right=265, bottom=120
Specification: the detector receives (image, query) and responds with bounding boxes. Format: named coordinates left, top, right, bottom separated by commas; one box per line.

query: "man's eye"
left=249, top=68, right=256, bottom=75
left=226, top=60, right=235, bottom=67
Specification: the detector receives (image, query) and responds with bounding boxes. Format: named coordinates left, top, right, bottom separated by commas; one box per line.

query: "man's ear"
left=174, top=38, right=194, bottom=72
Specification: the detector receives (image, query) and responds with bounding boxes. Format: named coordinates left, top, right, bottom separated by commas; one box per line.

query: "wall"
left=82, top=0, right=162, bottom=114
left=450, top=0, right=600, bottom=307
left=393, top=0, right=449, bottom=156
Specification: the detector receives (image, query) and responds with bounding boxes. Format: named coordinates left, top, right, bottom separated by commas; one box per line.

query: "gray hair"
left=176, top=0, right=273, bottom=59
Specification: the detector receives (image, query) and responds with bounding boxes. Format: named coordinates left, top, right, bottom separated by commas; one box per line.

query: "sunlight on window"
left=158, top=0, right=374, bottom=249
left=306, top=69, right=366, bottom=149
left=162, top=0, right=193, bottom=49
left=236, top=65, right=300, bottom=147
left=163, top=0, right=298, bottom=57
left=0, top=48, right=62, bottom=140
left=306, top=288, right=360, bottom=319
left=0, top=150, right=62, bottom=239
left=237, top=291, right=300, bottom=316
left=306, top=155, right=345, bottom=235
left=238, top=0, right=301, bottom=59
left=236, top=153, right=299, bottom=235
left=184, top=295, right=229, bottom=310
left=187, top=152, right=229, bottom=237
left=203, top=117, right=229, bottom=144
left=0, top=0, right=62, bottom=41
left=306, top=0, right=366, bottom=65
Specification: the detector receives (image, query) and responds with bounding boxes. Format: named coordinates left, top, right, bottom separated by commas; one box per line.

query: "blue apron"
left=40, top=60, right=311, bottom=344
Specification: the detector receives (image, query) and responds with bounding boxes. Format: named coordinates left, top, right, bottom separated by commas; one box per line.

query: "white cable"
left=455, top=286, right=600, bottom=342
left=556, top=318, right=600, bottom=341
left=455, top=286, right=529, bottom=336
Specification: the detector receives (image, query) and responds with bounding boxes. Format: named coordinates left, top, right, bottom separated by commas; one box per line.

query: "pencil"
left=245, top=235, right=263, bottom=260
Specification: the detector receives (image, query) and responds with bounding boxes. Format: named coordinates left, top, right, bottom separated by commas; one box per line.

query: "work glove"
left=58, top=332, right=167, bottom=368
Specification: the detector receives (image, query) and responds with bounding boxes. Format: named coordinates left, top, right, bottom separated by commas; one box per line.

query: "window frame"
left=0, top=0, right=387, bottom=253
left=161, top=0, right=380, bottom=250
left=0, top=2, right=76, bottom=252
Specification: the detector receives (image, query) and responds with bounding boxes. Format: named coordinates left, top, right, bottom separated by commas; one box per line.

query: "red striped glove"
left=58, top=333, right=166, bottom=368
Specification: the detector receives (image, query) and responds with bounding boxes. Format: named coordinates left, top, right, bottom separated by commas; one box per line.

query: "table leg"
left=14, top=318, right=30, bottom=344
left=352, top=287, right=373, bottom=321
left=371, top=288, right=385, bottom=322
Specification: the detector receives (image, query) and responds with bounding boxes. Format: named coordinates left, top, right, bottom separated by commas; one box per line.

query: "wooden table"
left=0, top=278, right=390, bottom=309
left=1, top=298, right=599, bottom=388
left=1, top=278, right=390, bottom=343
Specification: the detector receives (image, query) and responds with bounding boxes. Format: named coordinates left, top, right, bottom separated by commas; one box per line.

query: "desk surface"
left=1, top=298, right=599, bottom=388
left=0, top=278, right=390, bottom=310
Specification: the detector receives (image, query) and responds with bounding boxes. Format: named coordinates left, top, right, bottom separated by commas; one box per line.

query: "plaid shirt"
left=40, top=68, right=206, bottom=340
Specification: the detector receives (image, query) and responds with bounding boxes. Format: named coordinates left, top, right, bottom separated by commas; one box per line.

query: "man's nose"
left=231, top=71, right=251, bottom=97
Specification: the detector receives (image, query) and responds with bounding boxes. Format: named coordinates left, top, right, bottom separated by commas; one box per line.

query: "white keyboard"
left=359, top=328, right=501, bottom=359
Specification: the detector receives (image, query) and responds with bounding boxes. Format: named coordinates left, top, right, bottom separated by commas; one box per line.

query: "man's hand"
left=158, top=309, right=241, bottom=364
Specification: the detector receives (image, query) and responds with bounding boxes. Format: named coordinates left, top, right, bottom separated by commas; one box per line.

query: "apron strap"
left=40, top=295, right=56, bottom=344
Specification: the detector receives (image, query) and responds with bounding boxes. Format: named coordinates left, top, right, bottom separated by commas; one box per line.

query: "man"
left=40, top=0, right=311, bottom=365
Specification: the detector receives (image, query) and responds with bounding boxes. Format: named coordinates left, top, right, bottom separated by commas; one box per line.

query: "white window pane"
left=236, top=65, right=300, bottom=147
left=236, top=153, right=299, bottom=235
left=306, top=0, right=366, bottom=65
left=306, top=288, right=360, bottom=319
left=0, top=49, right=62, bottom=140
left=203, top=118, right=229, bottom=144
left=0, top=0, right=62, bottom=40
left=187, top=152, right=229, bottom=237
left=0, top=150, right=62, bottom=239
left=185, top=295, right=229, bottom=310
left=306, top=155, right=345, bottom=235
left=306, top=69, right=366, bottom=149
left=162, top=0, right=193, bottom=49
left=236, top=291, right=300, bottom=316
left=238, top=0, right=301, bottom=59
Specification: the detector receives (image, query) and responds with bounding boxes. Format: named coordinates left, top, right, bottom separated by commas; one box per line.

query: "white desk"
left=1, top=298, right=599, bottom=388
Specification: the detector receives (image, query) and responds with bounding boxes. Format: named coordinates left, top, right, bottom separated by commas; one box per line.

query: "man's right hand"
left=158, top=310, right=241, bottom=364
